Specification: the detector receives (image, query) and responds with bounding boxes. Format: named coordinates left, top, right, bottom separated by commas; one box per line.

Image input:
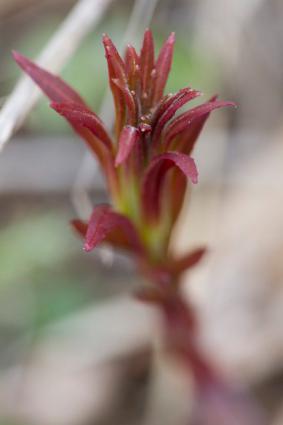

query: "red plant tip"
left=168, top=32, right=175, bottom=44
left=12, top=50, right=22, bottom=63
left=13, top=31, right=236, bottom=265
left=83, top=242, right=92, bottom=252
left=102, top=34, right=114, bottom=56
left=152, top=32, right=175, bottom=105
left=102, top=33, right=114, bottom=48
left=12, top=50, right=34, bottom=70
left=12, top=50, right=87, bottom=105
left=12, top=50, right=33, bottom=72
left=143, top=28, right=154, bottom=43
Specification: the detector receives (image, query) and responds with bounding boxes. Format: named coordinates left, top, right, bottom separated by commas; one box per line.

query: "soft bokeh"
left=0, top=1, right=283, bottom=424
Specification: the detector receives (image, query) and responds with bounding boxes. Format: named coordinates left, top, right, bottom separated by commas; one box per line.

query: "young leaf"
left=84, top=204, right=143, bottom=255
left=140, top=29, right=155, bottom=103
left=152, top=87, right=201, bottom=145
left=71, top=219, right=88, bottom=238
left=115, top=125, right=140, bottom=166
left=112, top=78, right=137, bottom=125
left=142, top=152, right=198, bottom=220
left=102, top=34, right=127, bottom=135
left=174, top=95, right=218, bottom=155
left=102, top=34, right=126, bottom=77
left=164, top=100, right=236, bottom=149
left=168, top=247, right=207, bottom=276
left=71, top=218, right=133, bottom=252
left=13, top=51, right=86, bottom=105
left=125, top=44, right=140, bottom=91
left=152, top=32, right=175, bottom=105
left=50, top=102, right=112, bottom=150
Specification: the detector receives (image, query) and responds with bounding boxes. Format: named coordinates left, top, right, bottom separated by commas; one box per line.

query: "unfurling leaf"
left=152, top=87, right=201, bottom=145
left=142, top=152, right=198, bottom=220
left=164, top=100, right=236, bottom=149
left=84, top=204, right=143, bottom=255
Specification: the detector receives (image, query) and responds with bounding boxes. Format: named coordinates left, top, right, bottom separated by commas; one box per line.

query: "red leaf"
left=71, top=219, right=88, bottom=238
left=164, top=100, right=236, bottom=149
left=102, top=34, right=126, bottom=136
left=166, top=169, right=187, bottom=224
left=50, top=102, right=112, bottom=150
left=125, top=44, right=140, bottom=91
left=71, top=218, right=134, bottom=252
left=112, top=79, right=136, bottom=125
left=175, top=95, right=217, bottom=155
left=13, top=51, right=86, bottom=105
left=49, top=103, right=116, bottom=185
left=13, top=52, right=115, bottom=171
left=103, top=35, right=137, bottom=127
left=169, top=247, right=207, bottom=276
left=115, top=125, right=140, bottom=166
left=142, top=152, right=198, bottom=220
left=152, top=32, right=175, bottom=105
left=102, top=34, right=126, bottom=78
left=151, top=93, right=177, bottom=127
left=12, top=52, right=117, bottom=170
left=152, top=87, right=201, bottom=146
left=84, top=204, right=143, bottom=255
left=140, top=29, right=155, bottom=103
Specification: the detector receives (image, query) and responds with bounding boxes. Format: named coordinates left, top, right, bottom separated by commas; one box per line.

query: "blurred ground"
left=0, top=0, right=283, bottom=424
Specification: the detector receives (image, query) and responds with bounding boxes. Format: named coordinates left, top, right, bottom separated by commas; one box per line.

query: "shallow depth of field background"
left=0, top=1, right=283, bottom=424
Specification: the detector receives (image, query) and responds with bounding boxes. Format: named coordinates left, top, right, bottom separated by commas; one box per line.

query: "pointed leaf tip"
left=12, top=50, right=22, bottom=62
left=71, top=219, right=87, bottom=238
left=152, top=87, right=201, bottom=145
left=102, top=33, right=110, bottom=43
left=168, top=32, right=175, bottom=43
left=152, top=32, right=175, bottom=104
left=13, top=51, right=86, bottom=105
left=140, top=28, right=155, bottom=103
left=170, top=247, right=207, bottom=276
left=164, top=99, right=236, bottom=149
left=84, top=205, right=143, bottom=255
left=83, top=242, right=92, bottom=252
left=102, top=34, right=123, bottom=62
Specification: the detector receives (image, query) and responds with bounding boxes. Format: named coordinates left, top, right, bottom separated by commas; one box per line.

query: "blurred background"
left=0, top=0, right=283, bottom=424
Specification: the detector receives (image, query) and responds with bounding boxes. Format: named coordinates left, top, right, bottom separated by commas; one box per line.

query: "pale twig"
left=71, top=0, right=160, bottom=220
left=0, top=0, right=113, bottom=152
